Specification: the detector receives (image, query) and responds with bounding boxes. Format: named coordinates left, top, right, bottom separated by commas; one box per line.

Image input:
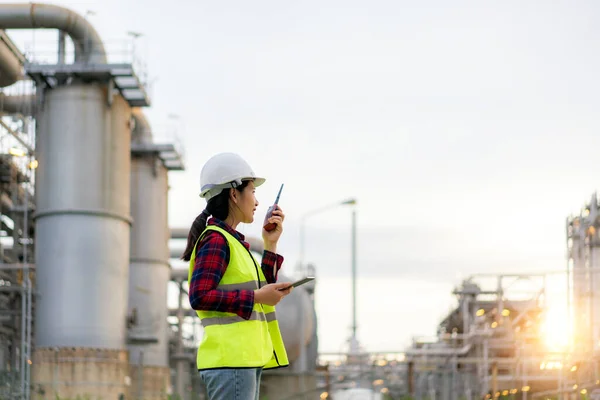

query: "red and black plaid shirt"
left=188, top=217, right=284, bottom=320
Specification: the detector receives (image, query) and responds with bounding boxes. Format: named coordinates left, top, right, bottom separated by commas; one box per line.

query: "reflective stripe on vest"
left=188, top=225, right=289, bottom=370
left=217, top=280, right=267, bottom=291
left=202, top=310, right=277, bottom=327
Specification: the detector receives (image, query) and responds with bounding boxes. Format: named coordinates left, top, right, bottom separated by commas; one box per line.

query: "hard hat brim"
left=253, top=177, right=266, bottom=187
left=200, top=176, right=266, bottom=199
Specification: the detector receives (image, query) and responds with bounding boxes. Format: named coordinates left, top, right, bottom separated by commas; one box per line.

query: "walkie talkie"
left=263, top=184, right=284, bottom=232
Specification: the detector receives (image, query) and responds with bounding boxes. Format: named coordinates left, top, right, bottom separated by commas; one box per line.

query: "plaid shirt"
left=188, top=217, right=284, bottom=320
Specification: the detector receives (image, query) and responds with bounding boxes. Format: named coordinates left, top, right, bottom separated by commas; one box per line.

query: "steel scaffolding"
left=0, top=79, right=37, bottom=400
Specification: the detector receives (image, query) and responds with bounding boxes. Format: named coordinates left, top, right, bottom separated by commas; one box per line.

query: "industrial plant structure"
left=0, top=3, right=598, bottom=400
left=0, top=3, right=319, bottom=399
left=314, top=194, right=600, bottom=399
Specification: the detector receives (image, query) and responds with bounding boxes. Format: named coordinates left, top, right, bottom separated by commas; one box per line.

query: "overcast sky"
left=5, top=0, right=599, bottom=352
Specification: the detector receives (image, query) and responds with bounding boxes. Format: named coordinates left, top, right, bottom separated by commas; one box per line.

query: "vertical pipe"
left=491, top=363, right=497, bottom=396
left=558, top=359, right=563, bottom=400
left=175, top=282, right=186, bottom=398
left=483, top=338, right=489, bottom=395
left=325, top=364, right=330, bottom=396
left=351, top=208, right=357, bottom=342
left=20, top=276, right=24, bottom=397
left=465, top=373, right=472, bottom=400
left=137, top=351, right=144, bottom=400
left=57, top=31, right=66, bottom=64
left=429, top=373, right=436, bottom=400
left=452, top=356, right=458, bottom=400
left=408, top=361, right=414, bottom=397
left=52, top=348, right=58, bottom=395
left=297, top=216, right=307, bottom=397
left=590, top=236, right=595, bottom=353
left=462, top=296, right=469, bottom=336
left=521, top=346, right=527, bottom=400
left=299, top=293, right=306, bottom=399
left=24, top=161, right=31, bottom=400
left=25, top=272, right=31, bottom=400
left=482, top=338, right=490, bottom=394
left=497, top=276, right=504, bottom=318
left=566, top=219, right=572, bottom=350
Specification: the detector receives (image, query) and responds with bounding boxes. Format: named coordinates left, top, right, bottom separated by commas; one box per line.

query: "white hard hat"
left=200, top=152, right=265, bottom=200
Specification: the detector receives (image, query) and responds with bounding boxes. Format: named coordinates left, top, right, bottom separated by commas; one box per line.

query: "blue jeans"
left=200, top=368, right=263, bottom=400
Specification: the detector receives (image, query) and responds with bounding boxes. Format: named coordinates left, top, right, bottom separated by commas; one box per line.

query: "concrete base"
left=261, top=372, right=318, bottom=400
left=31, top=347, right=129, bottom=399
left=129, top=365, right=171, bottom=400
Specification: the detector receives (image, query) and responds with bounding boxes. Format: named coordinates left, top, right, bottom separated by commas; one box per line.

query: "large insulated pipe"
left=0, top=3, right=106, bottom=63
left=0, top=93, right=36, bottom=114
left=0, top=30, right=23, bottom=86
left=128, top=108, right=171, bottom=394
left=131, top=108, right=152, bottom=142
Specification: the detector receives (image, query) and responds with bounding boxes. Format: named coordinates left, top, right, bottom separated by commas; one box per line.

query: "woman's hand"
left=263, top=205, right=284, bottom=253
left=254, top=282, right=292, bottom=306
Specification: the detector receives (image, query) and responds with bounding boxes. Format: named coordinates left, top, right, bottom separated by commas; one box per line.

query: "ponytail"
left=181, top=210, right=210, bottom=261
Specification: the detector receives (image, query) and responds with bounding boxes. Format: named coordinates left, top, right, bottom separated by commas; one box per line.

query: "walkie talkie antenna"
left=274, top=184, right=284, bottom=205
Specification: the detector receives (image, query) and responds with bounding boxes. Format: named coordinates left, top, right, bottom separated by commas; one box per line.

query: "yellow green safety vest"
left=188, top=225, right=289, bottom=370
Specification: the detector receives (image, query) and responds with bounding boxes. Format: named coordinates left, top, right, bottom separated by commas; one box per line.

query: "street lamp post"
left=297, top=197, right=358, bottom=370
left=351, top=207, right=358, bottom=351
left=298, top=198, right=357, bottom=276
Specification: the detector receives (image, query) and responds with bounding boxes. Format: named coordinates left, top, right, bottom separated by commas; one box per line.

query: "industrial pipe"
left=0, top=3, right=106, bottom=63
left=0, top=30, right=23, bottom=87
left=0, top=94, right=36, bottom=114
left=131, top=108, right=152, bottom=143
left=405, top=344, right=472, bottom=357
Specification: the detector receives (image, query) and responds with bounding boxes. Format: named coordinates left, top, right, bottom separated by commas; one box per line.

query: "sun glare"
left=540, top=305, right=570, bottom=350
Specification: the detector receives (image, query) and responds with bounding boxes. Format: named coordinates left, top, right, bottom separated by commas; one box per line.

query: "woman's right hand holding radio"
left=263, top=205, right=285, bottom=252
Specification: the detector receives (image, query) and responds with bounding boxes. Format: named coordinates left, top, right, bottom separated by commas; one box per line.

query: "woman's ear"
left=229, top=188, right=238, bottom=204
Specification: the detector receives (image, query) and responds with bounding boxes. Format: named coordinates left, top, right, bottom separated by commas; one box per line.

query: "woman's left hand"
left=263, top=205, right=284, bottom=252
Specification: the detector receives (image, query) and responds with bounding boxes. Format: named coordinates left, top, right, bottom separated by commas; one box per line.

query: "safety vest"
left=188, top=225, right=289, bottom=370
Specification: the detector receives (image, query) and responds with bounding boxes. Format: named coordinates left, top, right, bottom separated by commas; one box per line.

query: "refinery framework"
left=0, top=2, right=596, bottom=400
left=0, top=3, right=319, bottom=399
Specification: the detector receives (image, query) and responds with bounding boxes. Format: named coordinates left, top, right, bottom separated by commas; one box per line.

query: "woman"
left=181, top=152, right=292, bottom=400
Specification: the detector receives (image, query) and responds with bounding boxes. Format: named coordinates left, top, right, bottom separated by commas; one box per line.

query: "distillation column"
left=567, top=193, right=600, bottom=354
left=34, top=84, right=133, bottom=398
left=128, top=109, right=171, bottom=399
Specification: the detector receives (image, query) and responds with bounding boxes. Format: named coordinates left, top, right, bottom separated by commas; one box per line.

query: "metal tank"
left=260, top=269, right=318, bottom=399
left=276, top=272, right=314, bottom=362
left=33, top=84, right=132, bottom=397
left=128, top=109, right=171, bottom=398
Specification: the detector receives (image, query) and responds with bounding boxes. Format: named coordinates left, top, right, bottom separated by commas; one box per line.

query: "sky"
left=4, top=0, right=600, bottom=352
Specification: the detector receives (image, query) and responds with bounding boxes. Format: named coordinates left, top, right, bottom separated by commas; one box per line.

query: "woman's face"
left=235, top=180, right=259, bottom=224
